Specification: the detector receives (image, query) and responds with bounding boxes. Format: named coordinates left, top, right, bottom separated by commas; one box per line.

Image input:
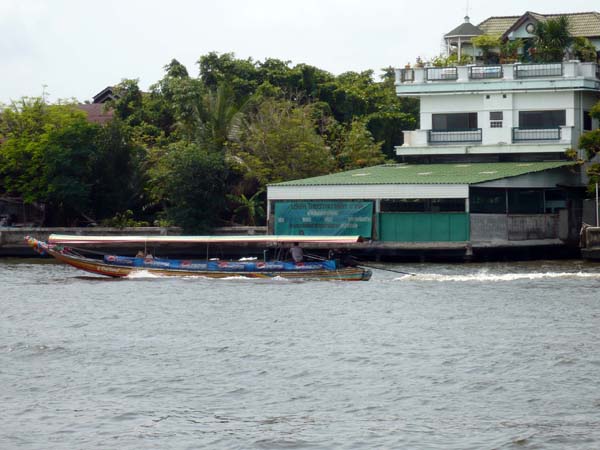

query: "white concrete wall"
left=419, top=91, right=579, bottom=146
left=268, top=184, right=469, bottom=200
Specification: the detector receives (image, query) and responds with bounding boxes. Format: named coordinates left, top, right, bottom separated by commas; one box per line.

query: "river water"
left=1, top=259, right=600, bottom=449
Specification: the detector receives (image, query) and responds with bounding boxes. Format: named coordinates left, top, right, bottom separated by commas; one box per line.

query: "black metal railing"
left=426, top=67, right=458, bottom=81
left=400, top=68, right=414, bottom=82
left=428, top=129, right=482, bottom=144
left=512, top=127, right=561, bottom=142
left=515, top=63, right=563, bottom=79
left=469, top=65, right=503, bottom=79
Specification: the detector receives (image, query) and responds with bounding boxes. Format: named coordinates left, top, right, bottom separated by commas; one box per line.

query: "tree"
left=227, top=190, right=265, bottom=226
left=499, top=39, right=523, bottom=63
left=472, top=35, right=501, bottom=64
left=578, top=102, right=600, bottom=191
left=148, top=142, right=228, bottom=231
left=198, top=52, right=259, bottom=103
left=572, top=37, right=597, bottom=62
left=235, top=99, right=334, bottom=186
left=0, top=98, right=102, bottom=225
left=532, top=16, right=572, bottom=62
left=335, top=119, right=386, bottom=170
left=89, top=119, right=147, bottom=222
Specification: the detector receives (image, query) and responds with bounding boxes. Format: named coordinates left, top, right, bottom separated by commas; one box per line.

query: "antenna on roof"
left=464, top=0, right=470, bottom=22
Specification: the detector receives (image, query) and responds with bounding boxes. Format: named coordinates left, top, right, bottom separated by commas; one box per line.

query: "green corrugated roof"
left=271, top=162, right=575, bottom=186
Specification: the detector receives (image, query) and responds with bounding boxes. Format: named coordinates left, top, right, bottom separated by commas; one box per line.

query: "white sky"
left=1, top=0, right=596, bottom=104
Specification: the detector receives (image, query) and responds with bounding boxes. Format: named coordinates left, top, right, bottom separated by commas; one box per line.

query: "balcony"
left=426, top=67, right=458, bottom=81
left=427, top=129, right=482, bottom=144
left=399, top=68, right=414, bottom=82
left=469, top=65, right=503, bottom=79
left=512, top=127, right=561, bottom=142
left=395, top=61, right=600, bottom=94
left=514, top=63, right=562, bottom=78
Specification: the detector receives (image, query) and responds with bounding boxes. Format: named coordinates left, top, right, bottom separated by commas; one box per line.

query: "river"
left=1, top=259, right=600, bottom=449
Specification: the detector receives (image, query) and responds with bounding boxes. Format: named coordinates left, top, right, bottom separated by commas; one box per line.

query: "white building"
left=397, top=11, right=600, bottom=162
left=396, top=61, right=599, bottom=161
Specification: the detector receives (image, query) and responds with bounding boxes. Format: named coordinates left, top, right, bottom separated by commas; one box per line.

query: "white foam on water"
left=393, top=271, right=600, bottom=282
left=126, top=270, right=162, bottom=279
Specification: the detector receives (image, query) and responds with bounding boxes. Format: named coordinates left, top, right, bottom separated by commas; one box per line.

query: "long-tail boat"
left=25, top=235, right=372, bottom=281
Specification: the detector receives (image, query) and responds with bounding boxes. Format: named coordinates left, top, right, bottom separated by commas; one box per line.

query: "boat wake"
left=124, top=271, right=293, bottom=282
left=393, top=271, right=600, bottom=282
left=126, top=270, right=162, bottom=279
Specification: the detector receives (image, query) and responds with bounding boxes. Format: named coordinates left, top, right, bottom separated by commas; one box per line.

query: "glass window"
left=583, top=111, right=592, bottom=131
left=490, top=111, right=503, bottom=120
left=519, top=110, right=565, bottom=129
left=507, top=189, right=544, bottom=214
left=544, top=189, right=567, bottom=213
left=432, top=113, right=478, bottom=131
left=470, top=188, right=506, bottom=213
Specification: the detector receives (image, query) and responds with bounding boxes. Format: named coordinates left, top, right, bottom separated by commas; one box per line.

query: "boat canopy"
left=48, top=234, right=364, bottom=246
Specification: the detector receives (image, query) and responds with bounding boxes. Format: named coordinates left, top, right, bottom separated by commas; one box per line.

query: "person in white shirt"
left=290, top=242, right=304, bottom=263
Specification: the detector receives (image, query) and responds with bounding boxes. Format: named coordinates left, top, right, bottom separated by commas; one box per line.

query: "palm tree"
left=199, top=84, right=245, bottom=152
left=227, top=190, right=265, bottom=226
left=532, top=16, right=572, bottom=63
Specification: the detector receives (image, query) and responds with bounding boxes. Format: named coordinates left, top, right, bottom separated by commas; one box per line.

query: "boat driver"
left=290, top=242, right=304, bottom=263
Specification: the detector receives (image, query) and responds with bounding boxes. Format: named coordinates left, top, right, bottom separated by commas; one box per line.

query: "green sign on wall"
left=274, top=201, right=373, bottom=237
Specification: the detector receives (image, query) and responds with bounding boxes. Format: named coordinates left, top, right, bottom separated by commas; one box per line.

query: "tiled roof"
left=477, top=15, right=520, bottom=36
left=445, top=21, right=484, bottom=38
left=543, top=12, right=600, bottom=36
left=76, top=104, right=114, bottom=125
left=478, top=11, right=600, bottom=37
left=271, top=162, right=575, bottom=186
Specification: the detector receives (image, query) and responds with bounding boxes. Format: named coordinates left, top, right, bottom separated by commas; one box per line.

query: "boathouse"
left=267, top=162, right=580, bottom=243
left=267, top=11, right=599, bottom=257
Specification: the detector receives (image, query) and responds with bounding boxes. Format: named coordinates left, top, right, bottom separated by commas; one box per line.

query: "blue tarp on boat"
left=103, top=255, right=337, bottom=271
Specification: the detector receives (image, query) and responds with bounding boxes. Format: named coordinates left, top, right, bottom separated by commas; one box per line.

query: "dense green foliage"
left=579, top=102, right=600, bottom=191
left=0, top=53, right=418, bottom=229
left=532, top=16, right=572, bottom=63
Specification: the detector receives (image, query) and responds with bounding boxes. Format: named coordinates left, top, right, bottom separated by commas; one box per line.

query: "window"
left=519, top=110, right=565, bottom=129
left=583, top=111, right=592, bottom=131
left=544, top=189, right=567, bottom=213
left=432, top=113, right=478, bottom=131
left=508, top=189, right=544, bottom=214
left=470, top=188, right=506, bottom=214
left=490, top=111, right=503, bottom=128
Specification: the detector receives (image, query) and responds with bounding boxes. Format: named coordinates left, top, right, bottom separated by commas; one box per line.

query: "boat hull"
left=40, top=244, right=371, bottom=281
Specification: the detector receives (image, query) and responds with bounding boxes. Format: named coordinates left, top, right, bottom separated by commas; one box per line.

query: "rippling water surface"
left=2, top=259, right=600, bottom=449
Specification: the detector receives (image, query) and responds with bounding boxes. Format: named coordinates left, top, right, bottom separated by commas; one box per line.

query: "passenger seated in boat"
left=290, top=242, right=303, bottom=263
left=135, top=250, right=145, bottom=258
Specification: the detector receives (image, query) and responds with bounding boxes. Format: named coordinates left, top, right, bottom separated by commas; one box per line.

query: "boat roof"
left=48, top=234, right=364, bottom=245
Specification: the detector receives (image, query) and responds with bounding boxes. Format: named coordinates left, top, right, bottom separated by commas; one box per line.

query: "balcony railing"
left=428, top=129, right=482, bottom=144
left=400, top=68, right=414, bottom=82
left=426, top=67, right=458, bottom=81
left=469, top=65, right=503, bottom=79
left=515, top=63, right=563, bottom=79
left=512, top=127, right=561, bottom=142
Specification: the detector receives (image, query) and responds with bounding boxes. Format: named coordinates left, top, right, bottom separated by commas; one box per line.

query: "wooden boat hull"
left=26, top=238, right=371, bottom=281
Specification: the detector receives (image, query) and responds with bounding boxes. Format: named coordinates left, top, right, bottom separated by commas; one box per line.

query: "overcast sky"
left=1, top=0, right=597, bottom=104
